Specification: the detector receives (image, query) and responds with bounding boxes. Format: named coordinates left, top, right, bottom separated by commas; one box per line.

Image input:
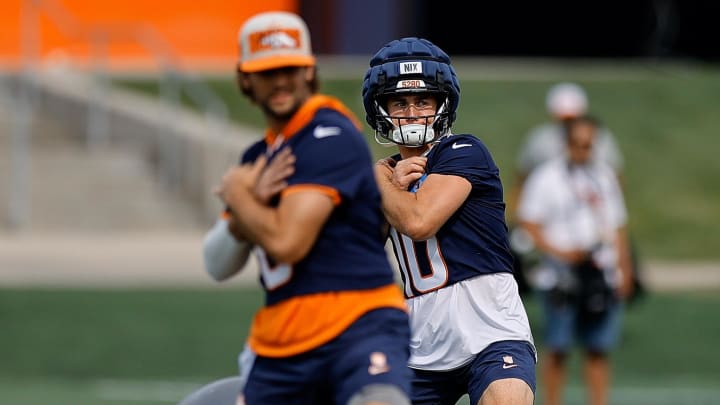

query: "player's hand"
left=255, top=147, right=295, bottom=204
left=391, top=156, right=426, bottom=190
left=374, top=159, right=393, bottom=182
left=215, top=156, right=267, bottom=205
left=376, top=156, right=397, bottom=169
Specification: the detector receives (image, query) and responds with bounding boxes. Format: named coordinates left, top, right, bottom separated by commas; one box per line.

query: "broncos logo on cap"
left=258, top=30, right=299, bottom=50
left=238, top=12, right=315, bottom=72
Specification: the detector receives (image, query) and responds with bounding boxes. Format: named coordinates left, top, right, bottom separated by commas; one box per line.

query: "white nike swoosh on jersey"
left=452, top=142, right=472, bottom=149
left=502, top=364, right=519, bottom=369
left=313, top=125, right=341, bottom=138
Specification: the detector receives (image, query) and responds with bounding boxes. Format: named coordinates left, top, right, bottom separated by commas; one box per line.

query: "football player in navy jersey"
left=363, top=37, right=537, bottom=405
left=201, top=12, right=411, bottom=405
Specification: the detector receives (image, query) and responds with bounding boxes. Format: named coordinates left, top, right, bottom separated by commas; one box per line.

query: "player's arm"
left=217, top=159, right=334, bottom=264
left=377, top=160, right=470, bottom=240
left=203, top=148, right=296, bottom=280
left=224, top=188, right=334, bottom=264
left=203, top=212, right=252, bottom=282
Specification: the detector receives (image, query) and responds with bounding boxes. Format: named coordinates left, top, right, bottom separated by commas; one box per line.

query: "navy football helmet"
left=362, top=37, right=461, bottom=146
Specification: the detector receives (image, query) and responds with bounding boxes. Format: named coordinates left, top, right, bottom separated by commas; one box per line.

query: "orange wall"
left=0, top=0, right=298, bottom=71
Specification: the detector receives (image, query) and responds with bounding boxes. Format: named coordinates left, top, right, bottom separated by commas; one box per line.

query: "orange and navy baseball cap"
left=237, top=11, right=316, bottom=73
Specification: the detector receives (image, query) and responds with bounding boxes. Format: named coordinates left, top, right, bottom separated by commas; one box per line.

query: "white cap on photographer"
left=546, top=82, right=588, bottom=119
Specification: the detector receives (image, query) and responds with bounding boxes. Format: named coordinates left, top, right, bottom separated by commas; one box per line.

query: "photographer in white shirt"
left=517, top=115, right=633, bottom=405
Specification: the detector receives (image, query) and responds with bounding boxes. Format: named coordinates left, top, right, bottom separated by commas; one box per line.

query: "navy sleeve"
left=287, top=110, right=373, bottom=201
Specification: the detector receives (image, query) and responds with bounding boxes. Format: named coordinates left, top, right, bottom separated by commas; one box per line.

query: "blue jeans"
left=538, top=289, right=623, bottom=353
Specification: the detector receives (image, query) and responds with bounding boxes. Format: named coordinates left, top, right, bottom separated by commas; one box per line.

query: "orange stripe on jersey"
left=281, top=184, right=341, bottom=205
left=264, top=94, right=363, bottom=145
left=247, top=284, right=407, bottom=358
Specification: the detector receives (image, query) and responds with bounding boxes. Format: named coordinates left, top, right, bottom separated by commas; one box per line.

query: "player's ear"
left=237, top=71, right=247, bottom=90
left=304, top=66, right=315, bottom=82
left=237, top=71, right=254, bottom=101
left=235, top=66, right=243, bottom=86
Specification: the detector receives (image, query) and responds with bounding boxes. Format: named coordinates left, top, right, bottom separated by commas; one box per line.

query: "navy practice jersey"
left=240, top=96, right=397, bottom=306
left=388, top=134, right=515, bottom=298
left=236, top=95, right=407, bottom=358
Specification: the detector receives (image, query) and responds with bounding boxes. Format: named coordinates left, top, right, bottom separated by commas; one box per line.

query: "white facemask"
left=391, top=124, right=435, bottom=146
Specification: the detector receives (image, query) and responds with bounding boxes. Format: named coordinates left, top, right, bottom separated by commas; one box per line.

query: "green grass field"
left=3, top=287, right=720, bottom=404
left=113, top=61, right=720, bottom=261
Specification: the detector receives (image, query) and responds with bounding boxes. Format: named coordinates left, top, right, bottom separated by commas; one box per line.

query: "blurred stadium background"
left=1, top=1, right=719, bottom=404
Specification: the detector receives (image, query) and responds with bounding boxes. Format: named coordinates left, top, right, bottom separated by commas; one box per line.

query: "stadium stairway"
left=0, top=70, right=260, bottom=288
left=0, top=86, right=205, bottom=232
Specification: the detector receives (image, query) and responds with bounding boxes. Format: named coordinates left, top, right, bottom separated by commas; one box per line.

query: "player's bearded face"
left=254, top=67, right=312, bottom=120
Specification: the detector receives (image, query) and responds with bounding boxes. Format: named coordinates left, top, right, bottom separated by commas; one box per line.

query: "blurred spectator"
left=516, top=82, right=624, bottom=180
left=516, top=115, right=634, bottom=405
left=507, top=82, right=643, bottom=300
